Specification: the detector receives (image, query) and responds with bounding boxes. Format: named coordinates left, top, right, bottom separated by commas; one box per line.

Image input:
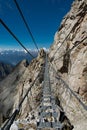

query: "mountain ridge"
left=0, top=49, right=38, bottom=65
left=0, top=62, right=13, bottom=81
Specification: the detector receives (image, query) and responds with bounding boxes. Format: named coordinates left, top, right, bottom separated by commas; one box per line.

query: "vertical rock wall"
left=49, top=0, right=87, bottom=129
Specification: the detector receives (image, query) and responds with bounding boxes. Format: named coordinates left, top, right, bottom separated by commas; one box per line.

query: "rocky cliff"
left=0, top=49, right=45, bottom=126
left=49, top=0, right=87, bottom=98
left=49, top=0, right=87, bottom=129
left=0, top=62, right=13, bottom=81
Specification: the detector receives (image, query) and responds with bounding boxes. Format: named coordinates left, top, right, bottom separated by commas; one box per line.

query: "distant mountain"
left=0, top=62, right=13, bottom=81
left=0, top=49, right=38, bottom=65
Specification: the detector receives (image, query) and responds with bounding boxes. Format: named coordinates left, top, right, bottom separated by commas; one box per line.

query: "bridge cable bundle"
left=14, top=0, right=39, bottom=53
left=0, top=19, right=35, bottom=58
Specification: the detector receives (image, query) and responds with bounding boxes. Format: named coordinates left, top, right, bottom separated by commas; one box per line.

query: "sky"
left=0, top=0, right=74, bottom=50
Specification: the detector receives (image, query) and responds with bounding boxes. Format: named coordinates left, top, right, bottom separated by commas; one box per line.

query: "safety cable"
left=0, top=19, right=35, bottom=58
left=54, top=36, right=87, bottom=61
left=1, top=72, right=40, bottom=130
left=14, top=0, right=39, bottom=53
left=51, top=12, right=87, bottom=59
left=48, top=58, right=87, bottom=111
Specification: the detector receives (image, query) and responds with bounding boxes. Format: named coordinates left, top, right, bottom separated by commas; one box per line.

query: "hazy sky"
left=0, top=0, right=74, bottom=50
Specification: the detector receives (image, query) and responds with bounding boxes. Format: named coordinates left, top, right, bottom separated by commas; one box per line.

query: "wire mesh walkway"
left=37, top=54, right=62, bottom=130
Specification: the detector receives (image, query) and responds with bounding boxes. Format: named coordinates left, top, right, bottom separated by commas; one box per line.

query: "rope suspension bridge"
left=0, top=0, right=87, bottom=130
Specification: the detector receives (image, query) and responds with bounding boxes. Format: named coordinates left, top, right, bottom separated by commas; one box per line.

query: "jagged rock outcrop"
left=49, top=0, right=87, bottom=130
left=0, top=49, right=46, bottom=125
left=0, top=62, right=13, bottom=81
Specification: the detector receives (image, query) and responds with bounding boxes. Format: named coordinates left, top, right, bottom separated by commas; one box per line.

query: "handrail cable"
left=0, top=19, right=35, bottom=58
left=54, top=36, right=87, bottom=61
left=48, top=58, right=87, bottom=111
left=14, top=0, right=39, bottom=53
left=1, top=109, right=19, bottom=130
left=1, top=72, right=40, bottom=130
left=18, top=72, right=39, bottom=109
left=52, top=13, right=86, bottom=59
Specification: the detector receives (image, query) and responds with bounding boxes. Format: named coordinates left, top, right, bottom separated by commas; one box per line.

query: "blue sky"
left=0, top=0, right=74, bottom=50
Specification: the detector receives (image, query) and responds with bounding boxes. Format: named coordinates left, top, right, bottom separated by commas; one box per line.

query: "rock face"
left=49, top=0, right=87, bottom=100
left=0, top=62, right=13, bottom=81
left=0, top=49, right=46, bottom=125
left=49, top=0, right=87, bottom=129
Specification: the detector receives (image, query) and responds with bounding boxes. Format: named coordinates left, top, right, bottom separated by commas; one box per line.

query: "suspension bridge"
left=37, top=53, right=62, bottom=130
left=0, top=51, right=87, bottom=130
left=0, top=53, right=63, bottom=130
